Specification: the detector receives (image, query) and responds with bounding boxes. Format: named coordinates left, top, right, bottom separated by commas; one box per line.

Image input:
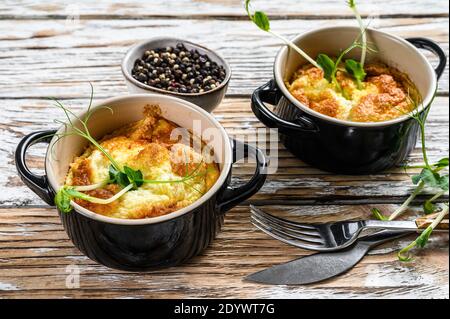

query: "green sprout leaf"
left=345, top=58, right=366, bottom=89
left=415, top=226, right=433, bottom=248
left=109, top=165, right=144, bottom=189
left=435, top=157, right=449, bottom=168
left=316, top=54, right=335, bottom=82
left=404, top=157, right=449, bottom=170
left=317, top=42, right=366, bottom=93
left=245, top=0, right=270, bottom=32
left=244, top=0, right=322, bottom=69
left=108, top=165, right=129, bottom=188
left=423, top=200, right=436, bottom=215
left=397, top=226, right=432, bottom=262
left=117, top=173, right=131, bottom=188
left=397, top=245, right=414, bottom=262
left=423, top=190, right=446, bottom=215
left=438, top=174, right=449, bottom=191
left=253, top=11, right=270, bottom=31
left=55, top=188, right=73, bottom=213
left=412, top=168, right=438, bottom=186
left=108, top=165, right=120, bottom=183
left=371, top=208, right=389, bottom=221
left=123, top=166, right=144, bottom=189
left=412, top=168, right=449, bottom=191
left=398, top=204, right=449, bottom=262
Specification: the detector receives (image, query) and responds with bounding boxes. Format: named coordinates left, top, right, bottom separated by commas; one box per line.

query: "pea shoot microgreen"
left=51, top=85, right=209, bottom=213
left=348, top=0, right=367, bottom=67
left=372, top=91, right=449, bottom=261
left=317, top=41, right=370, bottom=93
left=316, top=54, right=335, bottom=83
left=397, top=204, right=448, bottom=262
left=345, top=58, right=367, bottom=89
left=245, top=0, right=372, bottom=96
left=54, top=187, right=73, bottom=214
left=109, top=165, right=144, bottom=189
left=244, top=0, right=322, bottom=69
left=371, top=208, right=389, bottom=221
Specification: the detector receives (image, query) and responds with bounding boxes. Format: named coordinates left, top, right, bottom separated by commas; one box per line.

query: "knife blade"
left=245, top=230, right=412, bottom=285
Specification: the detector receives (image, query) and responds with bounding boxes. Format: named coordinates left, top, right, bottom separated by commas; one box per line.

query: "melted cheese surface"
left=286, top=62, right=417, bottom=122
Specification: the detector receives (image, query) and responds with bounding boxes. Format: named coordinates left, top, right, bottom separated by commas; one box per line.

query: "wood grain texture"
left=0, top=206, right=448, bottom=299
left=1, top=97, right=448, bottom=207
left=0, top=0, right=448, bottom=18
left=0, top=18, right=448, bottom=98
left=0, top=0, right=448, bottom=299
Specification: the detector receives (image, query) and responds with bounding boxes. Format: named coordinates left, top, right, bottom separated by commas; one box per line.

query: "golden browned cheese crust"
left=286, top=62, right=418, bottom=122
left=65, top=105, right=220, bottom=219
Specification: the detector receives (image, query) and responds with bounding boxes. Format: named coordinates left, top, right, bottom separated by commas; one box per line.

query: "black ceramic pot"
left=252, top=27, right=447, bottom=174
left=16, top=94, right=268, bottom=271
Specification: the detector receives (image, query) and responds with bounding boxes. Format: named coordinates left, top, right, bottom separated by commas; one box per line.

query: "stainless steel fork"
left=250, top=205, right=449, bottom=251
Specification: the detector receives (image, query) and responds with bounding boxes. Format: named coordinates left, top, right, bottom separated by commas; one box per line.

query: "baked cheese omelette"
left=65, top=105, right=220, bottom=219
left=286, top=62, right=418, bottom=122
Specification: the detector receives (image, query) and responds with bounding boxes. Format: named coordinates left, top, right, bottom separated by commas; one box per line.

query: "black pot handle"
left=217, top=139, right=268, bottom=214
left=15, top=130, right=57, bottom=206
left=251, top=80, right=319, bottom=135
left=406, top=37, right=447, bottom=80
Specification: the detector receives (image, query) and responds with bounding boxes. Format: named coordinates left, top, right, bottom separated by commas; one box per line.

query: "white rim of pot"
left=45, top=94, right=233, bottom=225
left=274, top=26, right=437, bottom=128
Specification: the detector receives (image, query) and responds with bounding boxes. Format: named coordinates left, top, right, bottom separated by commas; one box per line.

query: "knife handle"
left=362, top=213, right=449, bottom=248
left=360, top=230, right=413, bottom=248
left=415, top=213, right=449, bottom=230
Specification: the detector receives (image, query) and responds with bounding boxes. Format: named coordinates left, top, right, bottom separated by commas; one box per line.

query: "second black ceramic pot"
left=252, top=27, right=447, bottom=174
left=16, top=94, right=268, bottom=271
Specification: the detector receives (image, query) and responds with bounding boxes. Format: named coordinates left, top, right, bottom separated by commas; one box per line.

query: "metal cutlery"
left=250, top=205, right=448, bottom=252
left=245, top=230, right=413, bottom=285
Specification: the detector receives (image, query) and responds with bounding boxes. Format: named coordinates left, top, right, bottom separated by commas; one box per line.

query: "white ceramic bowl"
left=121, top=38, right=232, bottom=113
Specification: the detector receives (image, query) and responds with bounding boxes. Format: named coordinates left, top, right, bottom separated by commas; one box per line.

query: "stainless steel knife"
left=244, top=230, right=413, bottom=285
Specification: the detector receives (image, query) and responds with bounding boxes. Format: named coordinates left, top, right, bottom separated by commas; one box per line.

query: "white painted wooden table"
left=0, top=0, right=448, bottom=299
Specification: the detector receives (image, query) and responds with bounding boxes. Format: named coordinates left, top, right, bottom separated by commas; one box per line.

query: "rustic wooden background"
left=0, top=0, right=448, bottom=298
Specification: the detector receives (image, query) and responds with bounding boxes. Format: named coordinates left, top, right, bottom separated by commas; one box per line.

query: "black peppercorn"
left=137, top=73, right=148, bottom=82
left=132, top=43, right=226, bottom=93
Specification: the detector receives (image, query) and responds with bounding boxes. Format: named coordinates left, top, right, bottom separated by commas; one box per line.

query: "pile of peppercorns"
left=131, top=43, right=226, bottom=94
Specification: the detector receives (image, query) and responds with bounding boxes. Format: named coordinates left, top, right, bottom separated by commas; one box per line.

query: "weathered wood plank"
left=0, top=206, right=447, bottom=299
left=0, top=18, right=448, bottom=98
left=0, top=97, right=448, bottom=206
left=0, top=0, right=447, bottom=301
left=0, top=0, right=448, bottom=18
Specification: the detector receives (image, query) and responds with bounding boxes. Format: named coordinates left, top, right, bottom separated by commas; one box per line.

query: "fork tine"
left=250, top=206, right=321, bottom=237
left=251, top=214, right=324, bottom=243
left=251, top=210, right=323, bottom=239
left=251, top=219, right=325, bottom=249
left=251, top=217, right=325, bottom=250
left=250, top=205, right=317, bottom=230
left=251, top=215, right=325, bottom=245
